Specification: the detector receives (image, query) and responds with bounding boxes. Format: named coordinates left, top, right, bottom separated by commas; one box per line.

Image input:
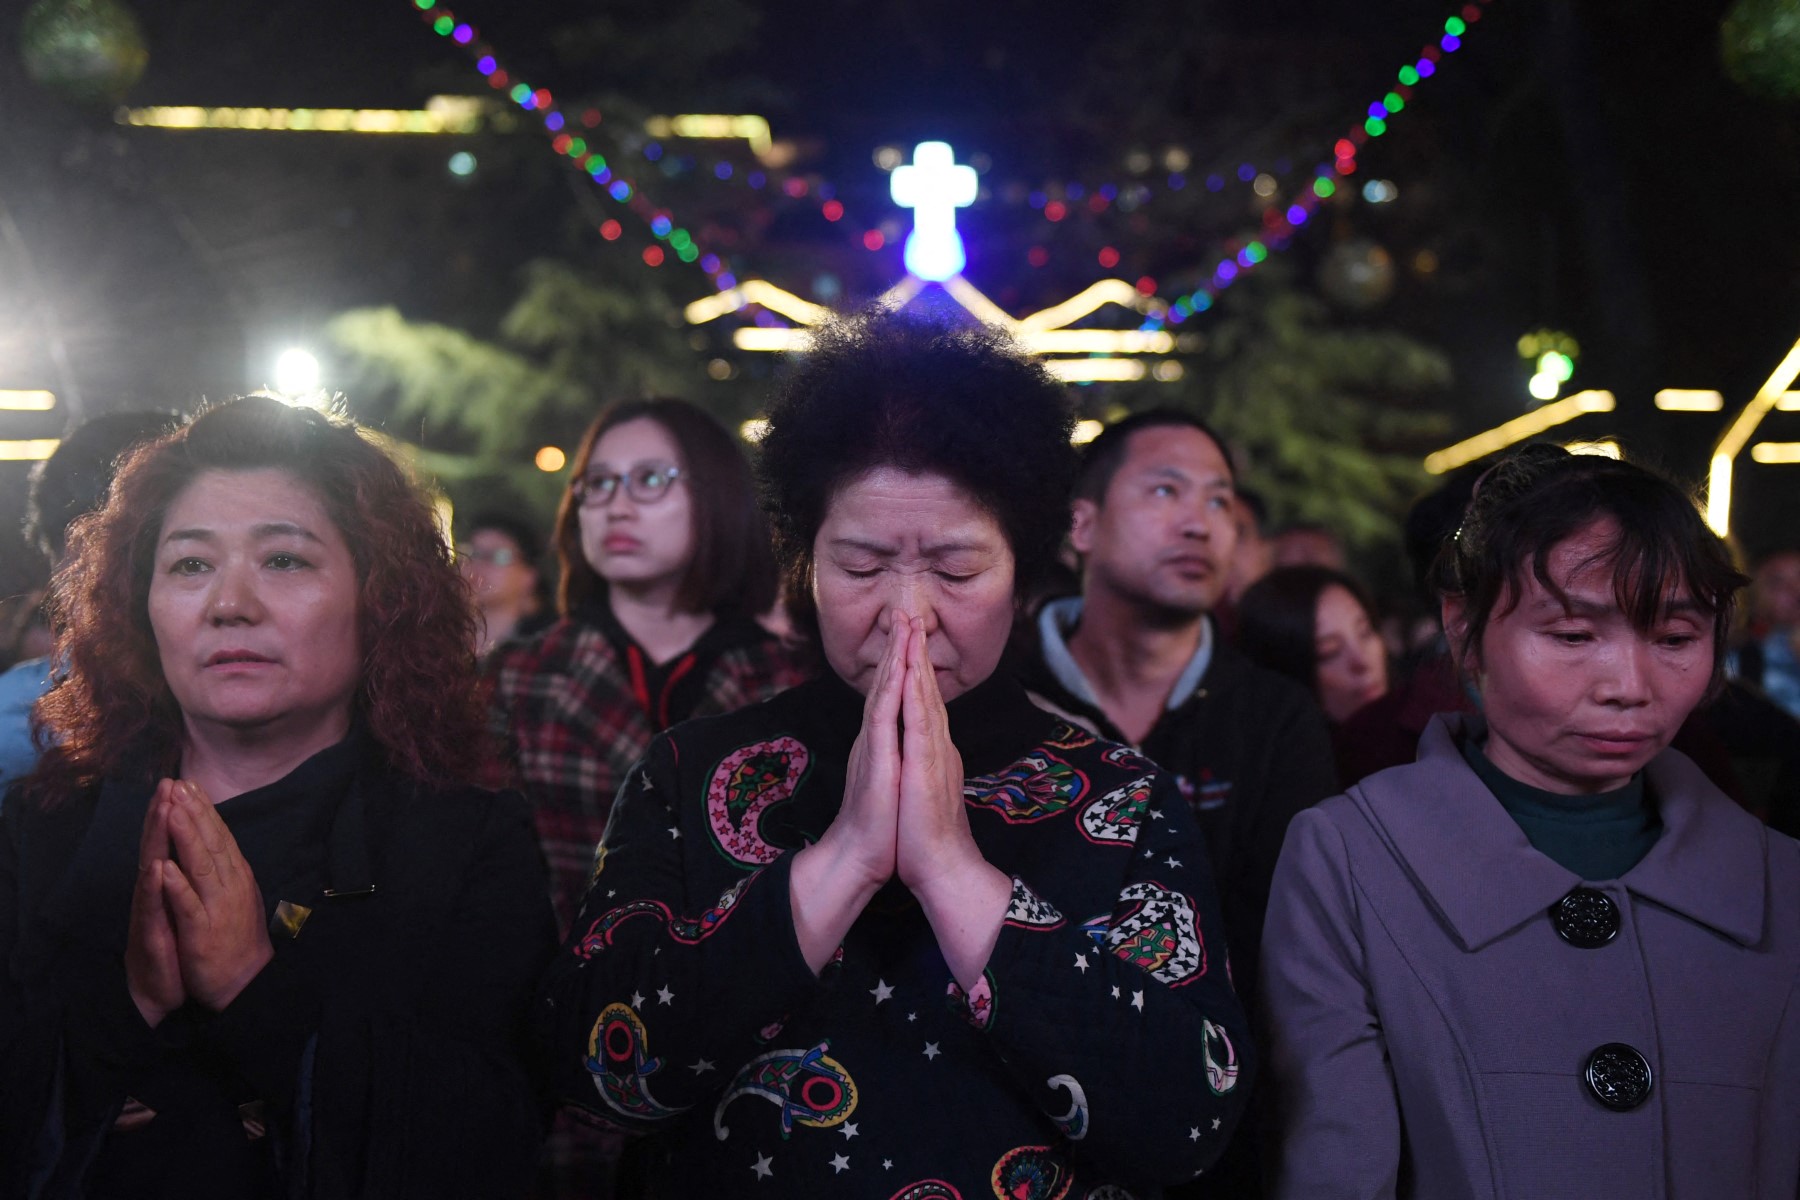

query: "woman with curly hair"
left=539, top=311, right=1252, bottom=1197
left=0, top=396, right=557, bottom=1199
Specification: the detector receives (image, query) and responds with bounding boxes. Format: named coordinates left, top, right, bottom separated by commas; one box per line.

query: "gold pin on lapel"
left=271, top=899, right=313, bottom=939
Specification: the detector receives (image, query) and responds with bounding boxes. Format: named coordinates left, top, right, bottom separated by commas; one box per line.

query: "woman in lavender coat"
left=1260, top=445, right=1800, bottom=1199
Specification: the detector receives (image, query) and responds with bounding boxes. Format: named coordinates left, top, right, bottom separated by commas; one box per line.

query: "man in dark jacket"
left=1013, top=410, right=1336, bottom=1004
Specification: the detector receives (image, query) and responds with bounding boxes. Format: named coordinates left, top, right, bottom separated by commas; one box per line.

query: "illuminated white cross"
left=890, top=141, right=978, bottom=282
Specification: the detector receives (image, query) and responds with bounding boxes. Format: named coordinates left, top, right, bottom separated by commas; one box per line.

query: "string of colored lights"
left=408, top=0, right=1491, bottom=313
left=409, top=0, right=751, bottom=287
left=1144, top=0, right=1494, bottom=330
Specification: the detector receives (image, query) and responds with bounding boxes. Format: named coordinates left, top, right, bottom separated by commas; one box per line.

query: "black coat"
left=0, top=741, right=558, bottom=1200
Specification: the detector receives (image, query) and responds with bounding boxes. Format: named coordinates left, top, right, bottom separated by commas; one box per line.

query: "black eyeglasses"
left=570, top=463, right=683, bottom=507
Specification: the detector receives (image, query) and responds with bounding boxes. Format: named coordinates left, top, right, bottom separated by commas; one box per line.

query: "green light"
left=1384, top=92, right=1404, bottom=113
left=413, top=0, right=434, bottom=8
left=432, top=15, right=454, bottom=34
left=1398, top=65, right=1419, bottom=86
left=1539, top=351, right=1575, bottom=382
left=568, top=137, right=586, bottom=157
left=509, top=83, right=530, bottom=104
left=670, top=229, right=693, bottom=251
left=676, top=243, right=700, bottom=263
left=1246, top=241, right=1267, bottom=263
left=1313, top=177, right=1336, bottom=198
left=1445, top=16, right=1466, bottom=35
left=1365, top=117, right=1387, bottom=137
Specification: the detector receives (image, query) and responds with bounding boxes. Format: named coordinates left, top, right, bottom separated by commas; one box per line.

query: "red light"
left=783, top=177, right=808, bottom=198
left=552, top=134, right=572, bottom=154
left=863, top=230, right=884, bottom=251
left=600, top=220, right=622, bottom=241
left=1462, top=3, right=1481, bottom=19
left=642, top=246, right=664, bottom=266
left=822, top=200, right=844, bottom=222
left=1027, top=246, right=1049, bottom=268
left=1335, top=138, right=1356, bottom=159
left=1088, top=193, right=1109, bottom=213
left=1337, top=158, right=1358, bottom=175
left=582, top=109, right=602, bottom=127
left=1044, top=201, right=1067, bottom=222
left=1136, top=276, right=1157, bottom=295
left=1098, top=246, right=1120, bottom=269
left=1262, top=208, right=1283, bottom=229
left=533, top=89, right=552, bottom=108
left=488, top=71, right=508, bottom=88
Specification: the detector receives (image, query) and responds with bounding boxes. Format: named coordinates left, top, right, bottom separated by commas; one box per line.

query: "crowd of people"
left=1, top=308, right=1797, bottom=1199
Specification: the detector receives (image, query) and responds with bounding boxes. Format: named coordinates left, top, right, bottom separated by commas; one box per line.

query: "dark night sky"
left=2, top=0, right=1797, bottom=593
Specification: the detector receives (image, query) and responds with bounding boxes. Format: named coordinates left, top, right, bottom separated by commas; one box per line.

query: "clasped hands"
left=125, top=778, right=274, bottom=1028
left=823, top=616, right=986, bottom=900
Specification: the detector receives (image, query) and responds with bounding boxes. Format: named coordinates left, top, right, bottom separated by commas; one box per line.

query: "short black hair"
left=1234, top=485, right=1269, bottom=533
left=459, top=509, right=544, bottom=567
left=1236, top=565, right=1377, bottom=702
left=1074, top=408, right=1233, bottom=503
left=24, top=411, right=180, bottom=561
left=759, top=308, right=1077, bottom=604
left=1432, top=444, right=1746, bottom=694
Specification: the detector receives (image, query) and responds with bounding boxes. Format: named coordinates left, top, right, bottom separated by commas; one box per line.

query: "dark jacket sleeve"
left=1230, top=683, right=1337, bottom=1002
left=955, top=773, right=1254, bottom=1188
left=536, top=734, right=828, bottom=1131
left=0, top=793, right=175, bottom=1196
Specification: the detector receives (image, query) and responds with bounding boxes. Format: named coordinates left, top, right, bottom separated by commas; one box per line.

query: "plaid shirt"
left=487, top=610, right=810, bottom=931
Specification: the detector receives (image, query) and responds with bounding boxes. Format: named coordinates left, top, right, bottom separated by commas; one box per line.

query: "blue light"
left=1238, top=164, right=1256, bottom=182
left=1206, top=174, right=1224, bottom=191
left=1167, top=173, right=1186, bottom=189
left=651, top=215, right=673, bottom=237
left=609, top=181, right=631, bottom=201
left=1287, top=204, right=1308, bottom=224
left=544, top=112, right=564, bottom=131
left=644, top=143, right=663, bottom=162
left=1217, top=261, right=1239, bottom=282
left=1029, top=190, right=1047, bottom=209
left=717, top=272, right=737, bottom=289
left=1417, top=58, right=1436, bottom=76
left=1066, top=183, right=1084, bottom=200
left=1368, top=102, right=1387, bottom=120
left=475, top=56, right=496, bottom=74
left=714, top=162, right=733, bottom=179
left=1441, top=33, right=1461, bottom=51
left=748, top=172, right=766, bottom=189
left=890, top=141, right=978, bottom=282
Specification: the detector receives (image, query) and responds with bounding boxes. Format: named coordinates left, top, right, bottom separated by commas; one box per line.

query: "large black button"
left=1584, top=1043, right=1653, bottom=1110
left=1551, top=887, right=1620, bottom=948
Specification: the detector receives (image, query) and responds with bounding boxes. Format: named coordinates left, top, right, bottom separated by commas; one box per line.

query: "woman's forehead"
left=822, top=467, right=1007, bottom=546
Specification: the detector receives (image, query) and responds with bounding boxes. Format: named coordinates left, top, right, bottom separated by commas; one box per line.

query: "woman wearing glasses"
left=489, top=399, right=808, bottom=1198
left=487, top=398, right=808, bottom=934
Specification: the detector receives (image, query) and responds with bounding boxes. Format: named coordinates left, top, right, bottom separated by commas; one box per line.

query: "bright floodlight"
left=891, top=141, right=978, bottom=282
left=274, top=348, right=321, bottom=394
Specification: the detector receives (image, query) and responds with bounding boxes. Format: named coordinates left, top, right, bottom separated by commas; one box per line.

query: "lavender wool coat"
left=1260, top=714, right=1800, bottom=1199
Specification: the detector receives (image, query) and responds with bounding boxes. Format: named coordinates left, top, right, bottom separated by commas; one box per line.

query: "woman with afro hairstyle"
left=539, top=310, right=1253, bottom=1197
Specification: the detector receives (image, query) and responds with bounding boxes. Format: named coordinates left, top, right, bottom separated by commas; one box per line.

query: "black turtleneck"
left=1461, top=736, right=1661, bottom=881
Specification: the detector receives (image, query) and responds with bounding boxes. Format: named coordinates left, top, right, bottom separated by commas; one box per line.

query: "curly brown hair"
left=26, top=395, right=491, bottom=804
